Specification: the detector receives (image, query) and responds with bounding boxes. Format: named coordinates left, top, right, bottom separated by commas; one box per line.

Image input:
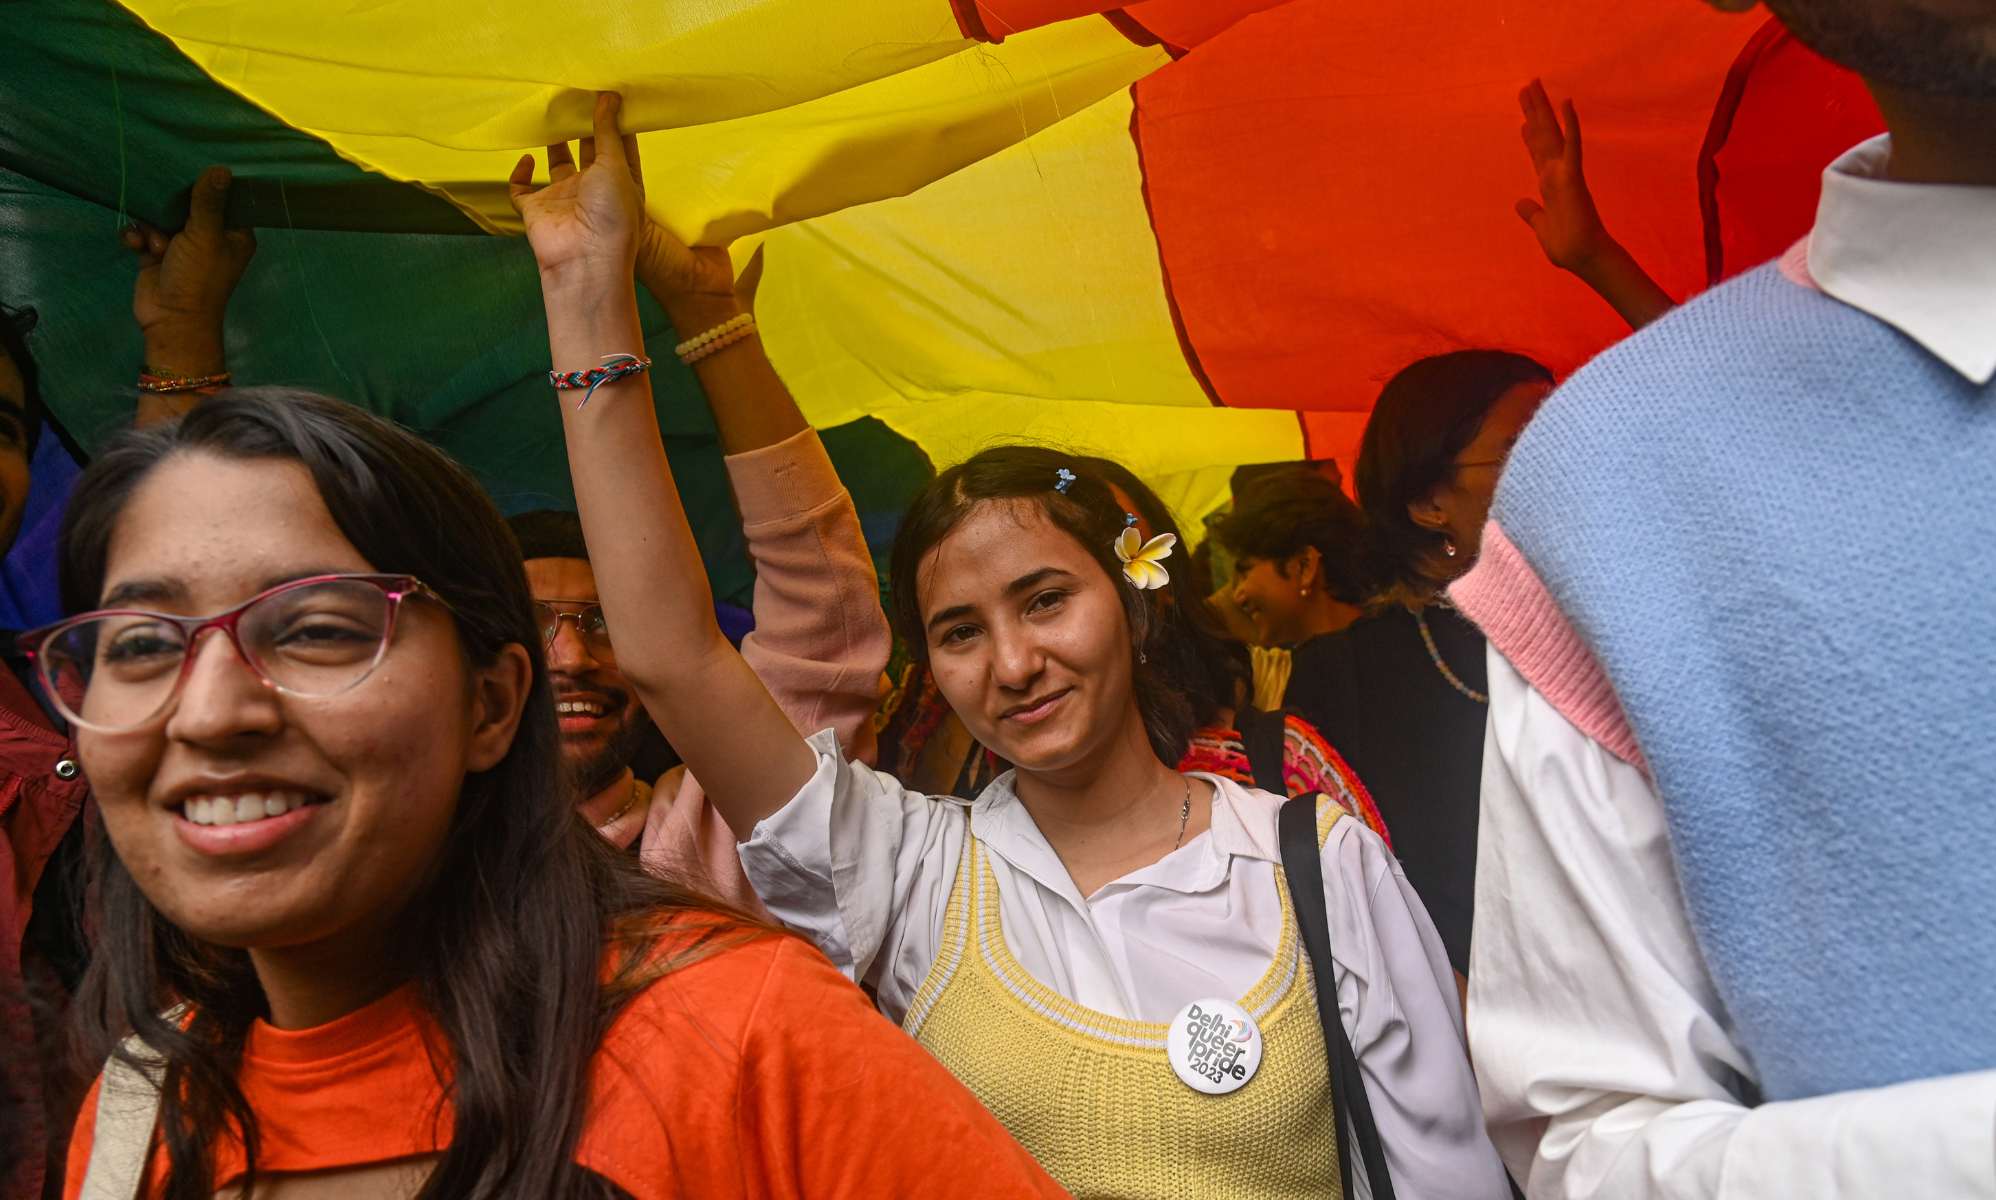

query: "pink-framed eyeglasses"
left=18, top=573, right=444, bottom=733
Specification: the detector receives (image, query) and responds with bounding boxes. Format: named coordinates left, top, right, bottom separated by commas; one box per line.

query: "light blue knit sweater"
left=1491, top=261, right=1996, bottom=1102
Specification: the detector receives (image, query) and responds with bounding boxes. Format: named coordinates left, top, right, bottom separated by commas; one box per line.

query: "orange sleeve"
left=61, top=1074, right=101, bottom=1200
left=734, top=939, right=1069, bottom=1198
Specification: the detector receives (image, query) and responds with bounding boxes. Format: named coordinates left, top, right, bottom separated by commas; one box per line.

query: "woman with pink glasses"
left=31, top=391, right=1062, bottom=1199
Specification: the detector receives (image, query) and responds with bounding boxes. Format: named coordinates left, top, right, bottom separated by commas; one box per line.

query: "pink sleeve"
left=639, top=767, right=772, bottom=915
left=638, top=429, right=891, bottom=915
left=726, top=428, right=891, bottom=763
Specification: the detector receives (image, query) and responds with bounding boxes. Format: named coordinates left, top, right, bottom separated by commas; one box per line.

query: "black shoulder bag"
left=1279, top=794, right=1397, bottom=1200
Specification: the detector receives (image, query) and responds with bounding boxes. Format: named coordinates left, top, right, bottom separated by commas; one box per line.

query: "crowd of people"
left=0, top=0, right=1991, bottom=1196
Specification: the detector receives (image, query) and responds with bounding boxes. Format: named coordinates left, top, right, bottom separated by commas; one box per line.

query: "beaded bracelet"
left=675, top=313, right=756, bottom=365
left=137, top=369, right=232, bottom=395
left=548, top=353, right=652, bottom=410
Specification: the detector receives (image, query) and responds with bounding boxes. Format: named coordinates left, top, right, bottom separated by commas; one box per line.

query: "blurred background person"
left=1269, top=350, right=1551, bottom=985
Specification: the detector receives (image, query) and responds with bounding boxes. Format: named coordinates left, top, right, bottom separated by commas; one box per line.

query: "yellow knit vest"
left=903, top=808, right=1345, bottom=1199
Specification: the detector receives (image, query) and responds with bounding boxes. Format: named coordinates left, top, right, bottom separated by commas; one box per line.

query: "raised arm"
left=510, top=93, right=818, bottom=836
left=633, top=226, right=805, bottom=455
left=636, top=228, right=889, bottom=762
left=1513, top=81, right=1675, bottom=332
left=126, top=166, right=257, bottom=427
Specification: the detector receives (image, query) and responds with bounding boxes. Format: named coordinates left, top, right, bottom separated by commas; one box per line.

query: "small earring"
left=1442, top=538, right=1458, bottom=559
left=1139, top=650, right=1148, bottom=664
left=1300, top=585, right=1310, bottom=599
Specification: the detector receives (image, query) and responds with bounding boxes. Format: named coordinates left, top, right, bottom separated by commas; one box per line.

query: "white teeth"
left=183, top=791, right=313, bottom=827
left=556, top=701, right=607, bottom=717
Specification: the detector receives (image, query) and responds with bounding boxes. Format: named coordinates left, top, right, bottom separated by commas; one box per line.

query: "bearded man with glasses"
left=501, top=202, right=890, bottom=911
left=507, top=512, right=667, bottom=848
left=507, top=464, right=887, bottom=917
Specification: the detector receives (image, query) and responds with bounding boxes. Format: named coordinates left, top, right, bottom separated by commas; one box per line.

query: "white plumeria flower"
left=1114, top=527, right=1177, bottom=590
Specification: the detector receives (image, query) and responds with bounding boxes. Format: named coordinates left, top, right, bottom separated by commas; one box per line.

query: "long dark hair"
left=1352, top=350, right=1552, bottom=601
left=64, top=390, right=750, bottom=1200
left=888, top=445, right=1242, bottom=765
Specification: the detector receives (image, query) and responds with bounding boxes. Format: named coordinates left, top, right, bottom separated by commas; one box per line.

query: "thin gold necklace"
left=595, top=777, right=641, bottom=832
left=1171, top=775, right=1193, bottom=850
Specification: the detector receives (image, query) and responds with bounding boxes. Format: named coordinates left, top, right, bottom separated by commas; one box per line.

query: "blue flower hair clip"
left=1054, top=467, right=1077, bottom=494
left=1123, top=512, right=1139, bottom=527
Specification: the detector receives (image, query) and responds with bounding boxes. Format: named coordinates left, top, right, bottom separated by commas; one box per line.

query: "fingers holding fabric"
left=184, top=164, right=232, bottom=236
left=547, top=140, right=577, bottom=181
left=507, top=153, right=539, bottom=213
left=121, top=221, right=168, bottom=264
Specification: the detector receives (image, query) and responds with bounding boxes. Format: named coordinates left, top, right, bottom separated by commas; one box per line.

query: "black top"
left=1281, top=605, right=1488, bottom=975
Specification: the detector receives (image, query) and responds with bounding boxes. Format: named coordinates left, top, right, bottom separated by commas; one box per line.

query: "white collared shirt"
left=1470, top=135, right=1996, bottom=1200
left=742, top=730, right=1511, bottom=1199
left=1807, top=135, right=1996, bottom=384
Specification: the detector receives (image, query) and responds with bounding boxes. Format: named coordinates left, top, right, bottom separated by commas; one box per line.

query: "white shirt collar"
left=1806, top=134, right=1996, bottom=384
left=972, top=772, right=1283, bottom=904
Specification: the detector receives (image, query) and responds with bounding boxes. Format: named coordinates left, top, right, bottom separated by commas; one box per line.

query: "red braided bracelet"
left=548, top=353, right=651, bottom=410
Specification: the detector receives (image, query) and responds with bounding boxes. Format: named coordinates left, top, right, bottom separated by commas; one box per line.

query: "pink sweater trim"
left=1778, top=235, right=1817, bottom=291
left=1450, top=523, right=1647, bottom=772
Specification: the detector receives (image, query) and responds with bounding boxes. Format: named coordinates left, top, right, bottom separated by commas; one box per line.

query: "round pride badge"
left=1166, top=997, right=1263, bottom=1095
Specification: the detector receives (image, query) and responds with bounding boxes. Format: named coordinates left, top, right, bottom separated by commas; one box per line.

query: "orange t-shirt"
left=65, top=922, right=1069, bottom=1198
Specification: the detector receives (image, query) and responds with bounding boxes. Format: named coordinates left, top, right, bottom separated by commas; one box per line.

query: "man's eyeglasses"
left=18, top=573, right=442, bottom=733
left=532, top=600, right=614, bottom=658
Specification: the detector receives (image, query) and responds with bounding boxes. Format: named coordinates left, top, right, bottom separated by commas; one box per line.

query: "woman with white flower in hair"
left=513, top=92, right=1506, bottom=1200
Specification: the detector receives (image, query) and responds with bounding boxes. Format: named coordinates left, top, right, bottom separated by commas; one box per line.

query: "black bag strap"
left=1239, top=705, right=1290, bottom=797
left=1280, top=793, right=1396, bottom=1200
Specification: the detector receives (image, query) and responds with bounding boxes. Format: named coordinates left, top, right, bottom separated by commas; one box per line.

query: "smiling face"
left=916, top=500, right=1145, bottom=776
left=77, top=452, right=521, bottom=954
left=1229, top=552, right=1312, bottom=647
left=522, top=556, right=650, bottom=800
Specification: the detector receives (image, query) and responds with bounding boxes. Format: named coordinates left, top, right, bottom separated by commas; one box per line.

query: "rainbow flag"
left=0, top=0, right=1879, bottom=620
